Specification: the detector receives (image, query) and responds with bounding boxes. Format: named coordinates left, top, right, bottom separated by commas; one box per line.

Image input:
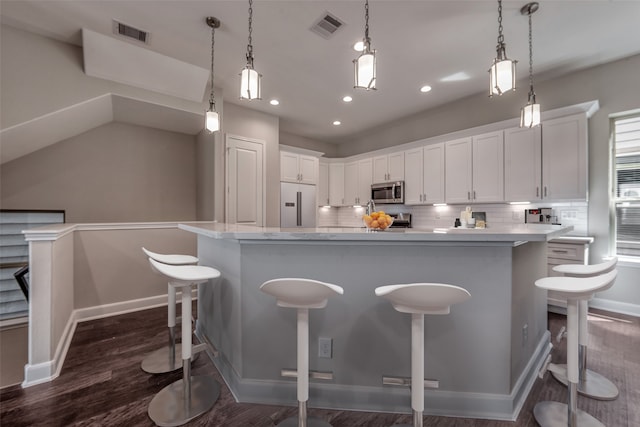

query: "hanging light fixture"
left=489, top=0, right=516, bottom=96
left=205, top=16, right=220, bottom=133
left=240, top=0, right=261, bottom=100
left=353, top=0, right=376, bottom=90
left=520, top=2, right=540, bottom=128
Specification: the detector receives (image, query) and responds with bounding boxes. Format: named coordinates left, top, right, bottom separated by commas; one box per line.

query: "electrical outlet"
left=522, top=324, right=528, bottom=345
left=318, top=337, right=332, bottom=358
left=561, top=210, right=578, bottom=219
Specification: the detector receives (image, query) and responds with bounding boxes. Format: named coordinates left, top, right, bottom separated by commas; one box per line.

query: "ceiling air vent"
left=310, top=12, right=345, bottom=39
left=113, top=20, right=149, bottom=44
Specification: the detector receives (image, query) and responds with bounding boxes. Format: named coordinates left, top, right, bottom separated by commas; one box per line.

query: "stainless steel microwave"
left=371, top=181, right=404, bottom=204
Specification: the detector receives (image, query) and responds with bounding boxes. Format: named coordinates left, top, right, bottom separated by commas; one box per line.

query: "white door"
left=280, top=151, right=299, bottom=183
left=387, top=152, right=405, bottom=181
left=357, top=158, right=373, bottom=204
left=226, top=134, right=265, bottom=226
left=298, top=155, right=318, bottom=185
left=404, top=147, right=424, bottom=205
left=344, top=161, right=358, bottom=205
left=372, top=155, right=388, bottom=183
left=318, top=162, right=329, bottom=206
left=329, top=163, right=345, bottom=206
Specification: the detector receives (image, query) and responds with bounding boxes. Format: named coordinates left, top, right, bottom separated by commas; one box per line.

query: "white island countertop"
left=179, top=222, right=573, bottom=243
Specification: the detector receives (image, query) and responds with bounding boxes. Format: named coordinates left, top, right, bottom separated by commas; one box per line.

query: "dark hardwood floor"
left=1, top=305, right=638, bottom=426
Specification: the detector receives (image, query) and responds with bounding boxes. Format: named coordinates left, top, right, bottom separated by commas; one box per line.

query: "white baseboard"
left=22, top=290, right=197, bottom=388
left=590, top=298, right=640, bottom=318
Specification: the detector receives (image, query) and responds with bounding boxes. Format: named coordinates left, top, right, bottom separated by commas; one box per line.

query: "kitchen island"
left=179, top=222, right=572, bottom=420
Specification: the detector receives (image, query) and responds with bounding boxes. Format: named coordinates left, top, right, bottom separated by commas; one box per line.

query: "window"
left=613, top=114, right=640, bottom=257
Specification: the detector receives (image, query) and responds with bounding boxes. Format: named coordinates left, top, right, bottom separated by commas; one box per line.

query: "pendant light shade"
left=520, top=2, right=540, bottom=128
left=240, top=67, right=261, bottom=100
left=489, top=0, right=516, bottom=96
left=240, top=0, right=262, bottom=100
left=354, top=0, right=376, bottom=90
left=205, top=16, right=220, bottom=133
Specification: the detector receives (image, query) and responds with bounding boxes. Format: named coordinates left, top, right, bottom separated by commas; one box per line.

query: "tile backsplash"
left=318, top=202, right=588, bottom=236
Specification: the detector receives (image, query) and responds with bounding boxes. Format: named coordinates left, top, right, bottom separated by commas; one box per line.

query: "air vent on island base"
left=310, top=12, right=345, bottom=39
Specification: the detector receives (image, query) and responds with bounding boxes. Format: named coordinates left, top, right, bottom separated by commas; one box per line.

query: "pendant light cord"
left=246, top=0, right=254, bottom=67
left=364, top=0, right=371, bottom=50
left=527, top=11, right=535, bottom=99
left=497, top=0, right=504, bottom=46
left=209, top=24, right=216, bottom=108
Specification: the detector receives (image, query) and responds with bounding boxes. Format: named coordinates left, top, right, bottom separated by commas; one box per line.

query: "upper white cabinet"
left=404, top=144, right=445, bottom=205
left=445, top=137, right=473, bottom=204
left=329, top=162, right=345, bottom=206
left=318, top=161, right=329, bottom=206
left=472, top=131, right=504, bottom=203
left=372, top=152, right=404, bottom=183
left=445, top=131, right=504, bottom=204
left=542, top=113, right=588, bottom=201
left=344, top=158, right=373, bottom=205
left=280, top=151, right=318, bottom=185
left=504, top=126, right=542, bottom=202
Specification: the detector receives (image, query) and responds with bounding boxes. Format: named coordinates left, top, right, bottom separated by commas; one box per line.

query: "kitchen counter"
left=182, top=222, right=572, bottom=421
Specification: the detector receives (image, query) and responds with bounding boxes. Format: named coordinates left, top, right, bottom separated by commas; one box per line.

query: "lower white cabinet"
left=546, top=237, right=593, bottom=309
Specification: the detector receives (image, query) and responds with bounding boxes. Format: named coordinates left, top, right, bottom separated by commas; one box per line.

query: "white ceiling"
left=2, top=0, right=640, bottom=145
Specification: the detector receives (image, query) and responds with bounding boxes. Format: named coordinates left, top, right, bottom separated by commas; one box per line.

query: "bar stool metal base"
left=141, top=344, right=200, bottom=374
left=148, top=376, right=220, bottom=427
left=533, top=401, right=604, bottom=427
left=551, top=365, right=619, bottom=400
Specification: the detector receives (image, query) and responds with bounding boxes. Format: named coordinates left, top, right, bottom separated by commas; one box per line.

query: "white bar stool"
left=260, top=278, right=344, bottom=427
left=146, top=258, right=221, bottom=427
left=550, top=257, right=618, bottom=400
left=141, top=247, right=199, bottom=375
left=534, top=270, right=617, bottom=427
left=375, top=283, right=471, bottom=427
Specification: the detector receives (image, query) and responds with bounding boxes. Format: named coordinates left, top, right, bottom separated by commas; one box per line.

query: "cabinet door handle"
left=551, top=249, right=569, bottom=254
left=467, top=191, right=471, bottom=200
left=419, top=194, right=422, bottom=202
left=473, top=190, right=476, bottom=200
left=536, top=187, right=539, bottom=197
left=423, top=193, right=426, bottom=202
left=544, top=186, right=548, bottom=197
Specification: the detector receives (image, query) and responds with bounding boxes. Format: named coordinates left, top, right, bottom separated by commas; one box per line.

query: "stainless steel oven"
left=371, top=181, right=404, bottom=204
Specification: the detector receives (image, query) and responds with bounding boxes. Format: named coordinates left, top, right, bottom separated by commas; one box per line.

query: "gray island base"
left=179, top=223, right=572, bottom=421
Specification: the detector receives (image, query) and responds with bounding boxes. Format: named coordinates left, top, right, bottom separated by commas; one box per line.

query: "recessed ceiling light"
left=269, top=99, right=280, bottom=106
left=342, top=95, right=353, bottom=102
left=420, top=85, right=432, bottom=93
left=333, top=120, right=341, bottom=126
left=353, top=41, right=364, bottom=51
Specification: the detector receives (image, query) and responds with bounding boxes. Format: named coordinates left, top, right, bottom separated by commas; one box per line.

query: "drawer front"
left=547, top=243, right=585, bottom=262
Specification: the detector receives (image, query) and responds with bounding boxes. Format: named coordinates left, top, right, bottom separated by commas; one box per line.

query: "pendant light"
left=205, top=16, right=220, bottom=133
left=353, top=0, right=376, bottom=90
left=520, top=2, right=540, bottom=128
left=240, top=0, right=261, bottom=100
left=489, top=0, right=516, bottom=96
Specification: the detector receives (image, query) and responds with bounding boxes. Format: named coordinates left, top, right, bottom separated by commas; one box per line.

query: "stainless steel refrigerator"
left=280, top=182, right=317, bottom=228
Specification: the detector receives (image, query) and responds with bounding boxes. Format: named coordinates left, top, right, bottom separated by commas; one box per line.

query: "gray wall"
left=1, top=122, right=197, bottom=223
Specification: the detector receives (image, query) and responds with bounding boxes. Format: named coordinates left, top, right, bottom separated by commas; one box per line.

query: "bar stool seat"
left=550, top=257, right=619, bottom=400
left=534, top=270, right=617, bottom=427
left=141, top=247, right=199, bottom=375
left=260, top=278, right=344, bottom=427
left=375, top=283, right=471, bottom=427
left=147, top=258, right=221, bottom=427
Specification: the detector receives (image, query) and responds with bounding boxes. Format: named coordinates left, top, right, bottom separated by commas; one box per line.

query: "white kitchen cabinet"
left=344, top=158, right=373, bottom=205
left=445, top=132, right=504, bottom=204
left=445, top=137, right=473, bottom=204
left=541, top=113, right=588, bottom=200
left=405, top=144, right=445, bottom=205
left=318, top=161, right=329, bottom=206
left=372, top=152, right=404, bottom=183
left=472, top=131, right=504, bottom=203
left=329, top=162, right=345, bottom=206
left=546, top=237, right=593, bottom=309
left=504, top=126, right=542, bottom=202
left=280, top=151, right=318, bottom=185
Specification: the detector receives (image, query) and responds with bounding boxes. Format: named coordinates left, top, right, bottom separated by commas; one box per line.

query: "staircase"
left=0, top=210, right=65, bottom=322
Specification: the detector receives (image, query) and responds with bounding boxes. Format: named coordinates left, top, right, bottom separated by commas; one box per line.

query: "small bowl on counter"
left=362, top=212, right=394, bottom=231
